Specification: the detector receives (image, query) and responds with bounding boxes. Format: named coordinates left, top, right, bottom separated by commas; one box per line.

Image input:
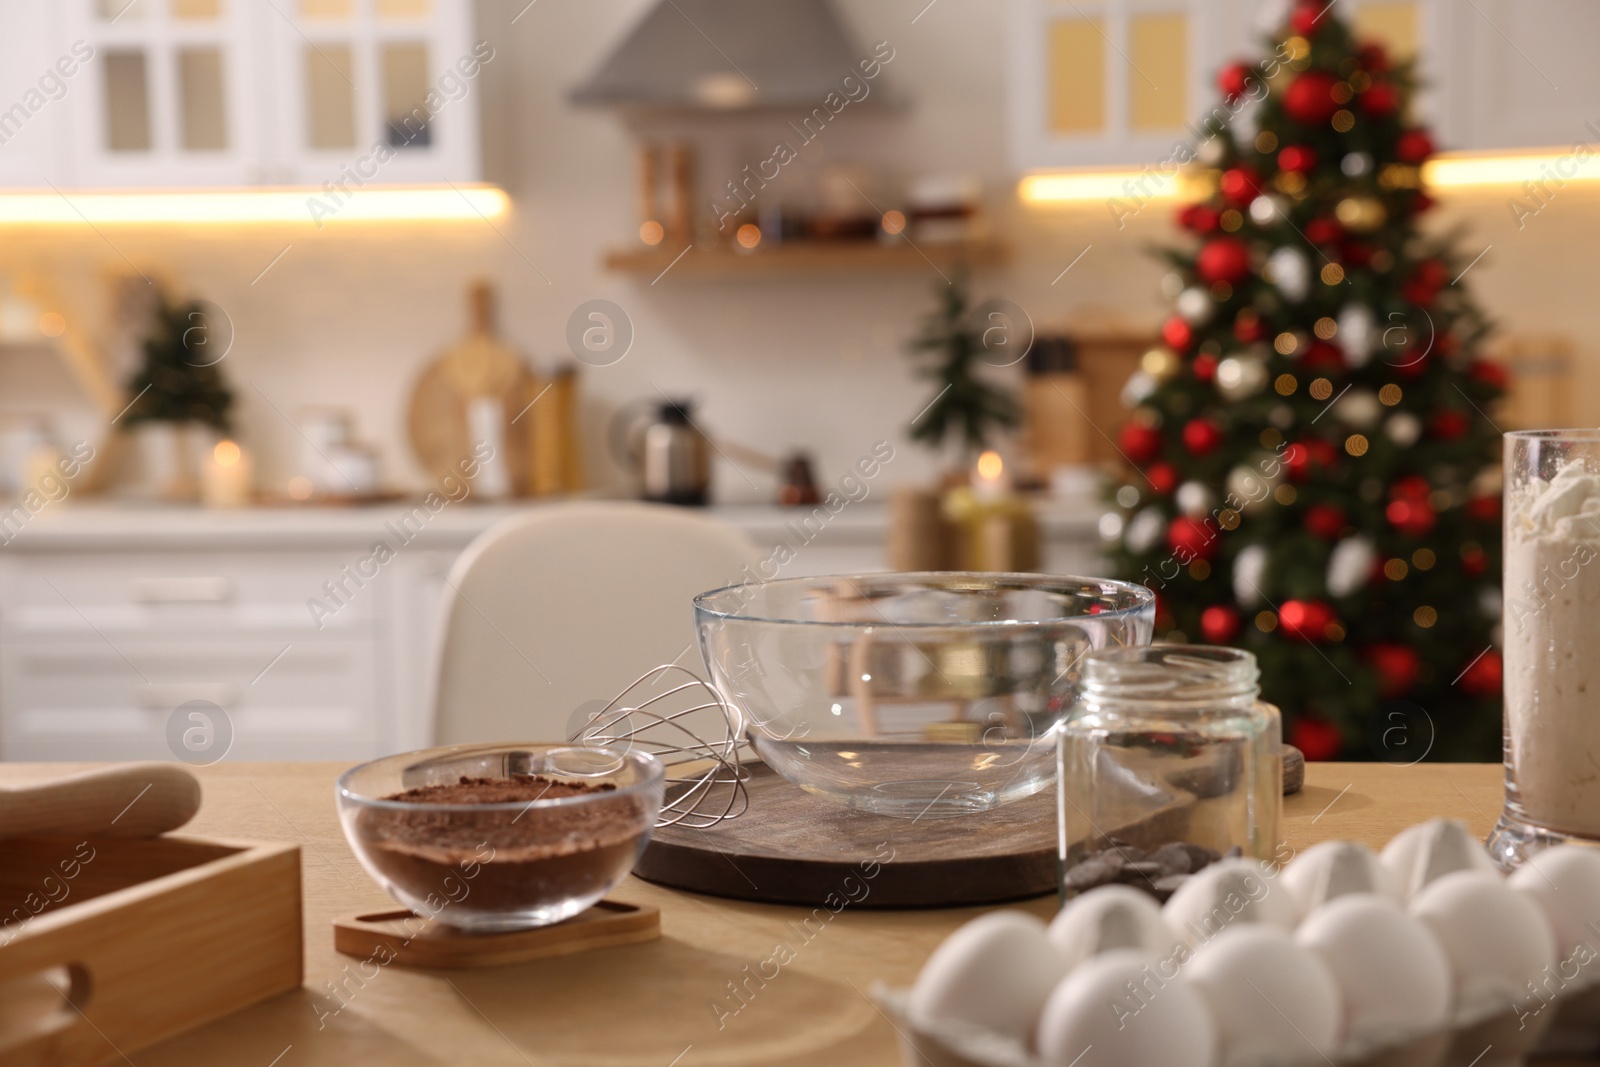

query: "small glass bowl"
left=336, top=743, right=663, bottom=931
left=695, top=572, right=1155, bottom=817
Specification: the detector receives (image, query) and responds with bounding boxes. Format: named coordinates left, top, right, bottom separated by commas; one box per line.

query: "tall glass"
left=1490, top=430, right=1600, bottom=866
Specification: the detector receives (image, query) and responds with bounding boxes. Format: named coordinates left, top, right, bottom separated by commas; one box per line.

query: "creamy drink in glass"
left=1490, top=430, right=1600, bottom=866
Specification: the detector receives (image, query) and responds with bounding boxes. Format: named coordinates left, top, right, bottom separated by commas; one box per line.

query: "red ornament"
left=1218, top=62, right=1254, bottom=102
left=1278, top=144, right=1318, bottom=173
left=1341, top=241, right=1374, bottom=267
left=1279, top=599, right=1336, bottom=642
left=1358, top=41, right=1392, bottom=72
left=1470, top=360, right=1510, bottom=392
left=1182, top=417, right=1224, bottom=456
left=1431, top=410, right=1471, bottom=440
left=1359, top=82, right=1399, bottom=118
left=1461, top=545, right=1489, bottom=576
left=1192, top=353, right=1219, bottom=383
left=1167, top=516, right=1218, bottom=561
left=1392, top=475, right=1431, bottom=501
left=1283, top=70, right=1342, bottom=126
left=1304, top=217, right=1344, bottom=246
left=1290, top=2, right=1324, bottom=36
left=1147, top=463, right=1179, bottom=495
left=1465, top=494, right=1502, bottom=523
left=1458, top=649, right=1504, bottom=697
left=1233, top=312, right=1267, bottom=343
left=1301, top=340, right=1346, bottom=372
left=1179, top=204, right=1221, bottom=233
left=1200, top=605, right=1242, bottom=644
left=1414, top=259, right=1450, bottom=289
left=1285, top=439, right=1337, bottom=482
left=1197, top=237, right=1253, bottom=285
left=1411, top=192, right=1436, bottom=214
left=1367, top=643, right=1421, bottom=697
left=1163, top=316, right=1195, bottom=351
left=1220, top=167, right=1263, bottom=206
left=1303, top=504, right=1347, bottom=539
left=1397, top=129, right=1436, bottom=164
left=1119, top=422, right=1162, bottom=464
left=1385, top=497, right=1436, bottom=537
left=1291, top=716, right=1344, bottom=761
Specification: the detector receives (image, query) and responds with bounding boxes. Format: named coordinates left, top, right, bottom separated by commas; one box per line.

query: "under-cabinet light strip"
left=0, top=184, right=510, bottom=225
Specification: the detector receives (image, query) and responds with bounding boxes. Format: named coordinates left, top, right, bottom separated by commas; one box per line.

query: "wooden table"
left=0, top=761, right=1571, bottom=1067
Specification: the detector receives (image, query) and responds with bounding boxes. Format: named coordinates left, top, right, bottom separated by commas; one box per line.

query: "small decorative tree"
left=906, top=275, right=1020, bottom=467
left=124, top=296, right=233, bottom=432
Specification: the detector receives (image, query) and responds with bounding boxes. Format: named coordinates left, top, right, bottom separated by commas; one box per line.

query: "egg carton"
left=885, top=820, right=1600, bottom=1067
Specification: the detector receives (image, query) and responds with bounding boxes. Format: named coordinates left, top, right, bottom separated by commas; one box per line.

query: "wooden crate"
left=0, top=835, right=301, bottom=1067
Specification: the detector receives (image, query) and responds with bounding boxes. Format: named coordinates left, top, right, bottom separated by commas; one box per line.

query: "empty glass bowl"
left=694, top=572, right=1155, bottom=817
left=337, top=743, right=663, bottom=931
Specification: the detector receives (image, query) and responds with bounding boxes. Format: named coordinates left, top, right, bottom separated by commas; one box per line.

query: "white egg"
left=1282, top=841, right=1400, bottom=920
left=1297, top=894, right=1452, bottom=1040
left=1163, top=858, right=1297, bottom=949
left=1382, top=819, right=1498, bottom=903
left=909, top=911, right=1067, bottom=1042
left=1411, top=870, right=1557, bottom=1010
left=1510, top=846, right=1600, bottom=957
left=1048, top=885, right=1186, bottom=971
left=1035, top=949, right=1218, bottom=1067
left=1183, top=924, right=1343, bottom=1062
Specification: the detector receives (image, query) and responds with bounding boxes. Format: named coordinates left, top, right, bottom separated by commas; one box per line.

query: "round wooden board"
left=634, top=762, right=1058, bottom=908
left=634, top=746, right=1307, bottom=908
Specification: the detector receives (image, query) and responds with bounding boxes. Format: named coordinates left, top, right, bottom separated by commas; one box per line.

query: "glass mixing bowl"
left=694, top=572, right=1154, bottom=817
left=337, top=743, right=663, bottom=930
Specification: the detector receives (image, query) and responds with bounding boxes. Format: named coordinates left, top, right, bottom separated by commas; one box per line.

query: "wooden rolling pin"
left=0, top=763, right=201, bottom=839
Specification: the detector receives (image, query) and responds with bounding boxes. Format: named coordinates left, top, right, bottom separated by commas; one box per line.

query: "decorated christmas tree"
left=1104, top=0, right=1507, bottom=761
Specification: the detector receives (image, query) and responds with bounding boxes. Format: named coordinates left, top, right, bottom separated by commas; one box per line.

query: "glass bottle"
left=1059, top=646, right=1282, bottom=892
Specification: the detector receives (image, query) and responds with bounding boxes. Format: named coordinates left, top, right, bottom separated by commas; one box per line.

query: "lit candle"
left=202, top=439, right=253, bottom=508
left=973, top=450, right=1010, bottom=501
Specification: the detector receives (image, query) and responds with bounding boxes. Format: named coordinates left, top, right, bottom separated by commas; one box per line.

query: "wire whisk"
left=570, top=663, right=750, bottom=829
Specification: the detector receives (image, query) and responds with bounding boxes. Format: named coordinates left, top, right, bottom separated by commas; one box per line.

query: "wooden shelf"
left=602, top=239, right=1009, bottom=278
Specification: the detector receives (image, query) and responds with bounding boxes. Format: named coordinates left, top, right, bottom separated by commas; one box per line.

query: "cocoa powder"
left=359, top=775, right=648, bottom=918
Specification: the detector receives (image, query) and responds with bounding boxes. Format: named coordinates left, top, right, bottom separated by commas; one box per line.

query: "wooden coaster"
left=332, top=899, right=659, bottom=969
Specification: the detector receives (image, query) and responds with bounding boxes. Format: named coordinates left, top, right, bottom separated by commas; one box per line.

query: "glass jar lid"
left=1079, top=646, right=1259, bottom=713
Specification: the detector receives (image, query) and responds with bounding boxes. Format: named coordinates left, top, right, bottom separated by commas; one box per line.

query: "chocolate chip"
left=1151, top=842, right=1195, bottom=876
left=1062, top=850, right=1124, bottom=892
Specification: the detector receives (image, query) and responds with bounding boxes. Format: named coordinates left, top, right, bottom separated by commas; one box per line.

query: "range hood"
left=570, top=0, right=892, bottom=112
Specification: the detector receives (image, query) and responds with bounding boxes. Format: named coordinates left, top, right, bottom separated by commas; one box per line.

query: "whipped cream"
left=1505, top=462, right=1600, bottom=837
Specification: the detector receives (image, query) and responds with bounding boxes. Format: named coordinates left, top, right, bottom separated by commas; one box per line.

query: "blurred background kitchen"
left=0, top=0, right=1591, bottom=763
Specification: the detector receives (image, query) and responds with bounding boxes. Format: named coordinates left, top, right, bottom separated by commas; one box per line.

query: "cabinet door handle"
left=130, top=577, right=236, bottom=603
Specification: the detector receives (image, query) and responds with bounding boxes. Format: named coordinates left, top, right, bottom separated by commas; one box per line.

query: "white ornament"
left=1334, top=389, right=1382, bottom=429
left=1216, top=355, right=1269, bottom=401
left=1121, top=371, right=1158, bottom=408
left=1327, top=537, right=1376, bottom=598
left=1177, top=287, right=1214, bottom=324
left=1270, top=404, right=1295, bottom=429
left=1234, top=544, right=1268, bottom=606
left=1126, top=508, right=1165, bottom=554
left=1249, top=194, right=1288, bottom=227
left=1177, top=481, right=1214, bottom=518
left=1196, top=135, right=1230, bottom=168
left=1098, top=512, right=1125, bottom=542
left=1480, top=587, right=1502, bottom=620
left=1162, top=272, right=1186, bottom=298
left=1341, top=152, right=1373, bottom=178
left=1267, top=247, right=1311, bottom=303
left=1115, top=485, right=1142, bottom=509
left=1387, top=412, right=1423, bottom=448
left=1226, top=465, right=1272, bottom=515
left=1338, top=305, right=1377, bottom=367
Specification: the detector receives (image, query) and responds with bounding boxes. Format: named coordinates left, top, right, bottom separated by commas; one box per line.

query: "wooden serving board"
left=333, top=900, right=660, bottom=969
left=634, top=747, right=1305, bottom=909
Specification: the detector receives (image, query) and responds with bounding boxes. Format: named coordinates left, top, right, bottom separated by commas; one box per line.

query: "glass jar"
left=1058, top=646, right=1282, bottom=891
left=1491, top=430, right=1600, bottom=866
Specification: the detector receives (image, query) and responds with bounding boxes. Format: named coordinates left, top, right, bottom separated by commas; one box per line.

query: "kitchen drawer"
left=0, top=636, right=381, bottom=761
left=0, top=551, right=379, bottom=636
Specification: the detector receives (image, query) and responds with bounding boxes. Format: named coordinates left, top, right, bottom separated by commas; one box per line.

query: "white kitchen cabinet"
left=0, top=499, right=1105, bottom=762
left=0, top=0, right=480, bottom=189
left=1006, top=0, right=1598, bottom=171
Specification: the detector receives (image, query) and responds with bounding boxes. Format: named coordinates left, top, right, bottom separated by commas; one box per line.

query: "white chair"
left=430, top=501, right=761, bottom=744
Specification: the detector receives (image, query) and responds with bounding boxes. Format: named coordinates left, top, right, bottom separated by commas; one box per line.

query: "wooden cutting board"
left=633, top=747, right=1304, bottom=908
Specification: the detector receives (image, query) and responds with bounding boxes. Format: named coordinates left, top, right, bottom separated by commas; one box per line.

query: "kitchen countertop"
left=1, top=761, right=1571, bottom=1067
left=1, top=495, right=1104, bottom=551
